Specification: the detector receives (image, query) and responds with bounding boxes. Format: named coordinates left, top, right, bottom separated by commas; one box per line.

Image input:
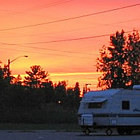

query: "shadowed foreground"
left=0, top=131, right=140, bottom=140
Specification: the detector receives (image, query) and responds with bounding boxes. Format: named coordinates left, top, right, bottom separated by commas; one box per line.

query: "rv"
left=77, top=85, right=140, bottom=136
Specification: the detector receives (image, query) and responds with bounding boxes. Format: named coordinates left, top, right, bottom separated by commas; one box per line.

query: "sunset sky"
left=0, top=0, right=140, bottom=91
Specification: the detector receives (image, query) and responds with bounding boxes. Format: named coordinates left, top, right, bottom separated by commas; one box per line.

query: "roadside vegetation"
left=0, top=65, right=81, bottom=126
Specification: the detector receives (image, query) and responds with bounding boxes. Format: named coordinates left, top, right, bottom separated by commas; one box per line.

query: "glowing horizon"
left=13, top=71, right=102, bottom=93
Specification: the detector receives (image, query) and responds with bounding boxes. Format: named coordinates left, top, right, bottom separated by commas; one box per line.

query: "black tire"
left=106, top=128, right=113, bottom=136
left=117, top=128, right=125, bottom=135
left=84, top=128, right=90, bottom=136
left=126, top=128, right=133, bottom=135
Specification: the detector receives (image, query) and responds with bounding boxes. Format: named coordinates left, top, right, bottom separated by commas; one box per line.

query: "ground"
left=0, top=130, right=140, bottom=140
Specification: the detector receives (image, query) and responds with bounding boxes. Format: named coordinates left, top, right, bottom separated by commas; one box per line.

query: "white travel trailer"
left=78, top=85, right=140, bottom=136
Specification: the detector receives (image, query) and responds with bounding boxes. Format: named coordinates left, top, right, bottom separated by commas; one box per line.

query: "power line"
left=0, top=46, right=94, bottom=60
left=24, top=0, right=75, bottom=11
left=1, top=0, right=74, bottom=16
left=0, top=41, right=94, bottom=56
left=0, top=30, right=135, bottom=57
left=24, top=34, right=111, bottom=44
left=0, top=30, right=137, bottom=59
left=23, top=30, right=134, bottom=44
left=0, top=42, right=96, bottom=58
left=1, top=17, right=140, bottom=39
left=21, top=45, right=94, bottom=56
left=0, top=30, right=135, bottom=46
left=0, top=3, right=140, bottom=31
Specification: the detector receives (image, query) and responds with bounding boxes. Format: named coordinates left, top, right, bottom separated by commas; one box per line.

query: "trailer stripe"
left=94, top=114, right=140, bottom=117
left=78, top=114, right=140, bottom=117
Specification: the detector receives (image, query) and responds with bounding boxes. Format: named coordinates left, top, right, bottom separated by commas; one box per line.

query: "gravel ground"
left=0, top=130, right=140, bottom=140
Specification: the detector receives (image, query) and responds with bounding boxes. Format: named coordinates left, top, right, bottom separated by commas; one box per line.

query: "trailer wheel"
left=117, top=128, right=125, bottom=135
left=126, top=128, right=133, bottom=135
left=106, top=128, right=113, bottom=136
left=84, top=128, right=90, bottom=135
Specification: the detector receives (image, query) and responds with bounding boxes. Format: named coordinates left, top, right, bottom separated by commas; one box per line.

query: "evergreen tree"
left=42, top=81, right=55, bottom=103
left=54, top=81, right=67, bottom=103
left=73, top=82, right=80, bottom=99
left=24, top=65, right=48, bottom=88
left=12, top=75, right=22, bottom=85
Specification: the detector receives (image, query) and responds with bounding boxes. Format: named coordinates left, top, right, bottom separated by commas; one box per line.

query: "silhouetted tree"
left=73, top=82, right=81, bottom=110
left=55, top=81, right=67, bottom=103
left=42, top=80, right=55, bottom=103
left=96, top=30, right=140, bottom=89
left=126, top=30, right=140, bottom=86
left=97, top=30, right=127, bottom=89
left=64, top=87, right=74, bottom=109
left=12, top=75, right=22, bottom=85
left=66, top=87, right=73, bottom=96
left=73, top=82, right=80, bottom=99
left=1, top=85, right=45, bottom=112
left=63, top=83, right=80, bottom=110
left=0, top=63, right=10, bottom=90
left=0, top=62, right=80, bottom=123
left=24, top=65, right=48, bottom=88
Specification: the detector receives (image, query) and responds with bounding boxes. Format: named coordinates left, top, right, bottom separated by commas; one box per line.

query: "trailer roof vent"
left=133, top=85, right=140, bottom=90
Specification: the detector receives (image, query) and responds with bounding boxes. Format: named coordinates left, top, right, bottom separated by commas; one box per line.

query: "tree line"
left=0, top=65, right=81, bottom=123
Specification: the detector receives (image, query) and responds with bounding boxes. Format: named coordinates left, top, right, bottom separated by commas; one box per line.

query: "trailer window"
left=122, top=101, right=130, bottom=110
left=88, top=102, right=103, bottom=108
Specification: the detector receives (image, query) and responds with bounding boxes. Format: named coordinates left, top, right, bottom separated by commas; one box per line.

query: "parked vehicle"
left=78, top=85, right=140, bottom=135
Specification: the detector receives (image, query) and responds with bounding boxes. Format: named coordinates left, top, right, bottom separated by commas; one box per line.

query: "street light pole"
left=7, top=59, right=10, bottom=78
left=7, top=55, right=28, bottom=79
